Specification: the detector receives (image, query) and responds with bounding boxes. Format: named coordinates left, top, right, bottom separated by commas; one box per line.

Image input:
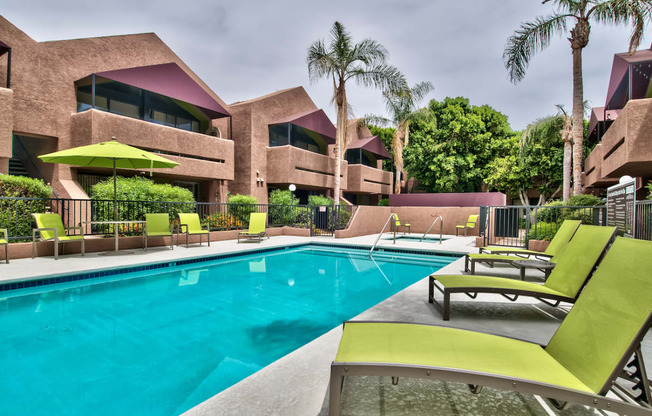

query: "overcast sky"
left=3, top=0, right=649, bottom=130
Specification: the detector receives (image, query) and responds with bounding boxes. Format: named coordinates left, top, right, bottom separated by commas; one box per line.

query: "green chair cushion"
left=0, top=239, right=6, bottom=245
left=467, top=253, right=554, bottom=263
left=435, top=275, right=566, bottom=297
left=335, top=322, right=592, bottom=393
left=247, top=213, right=267, bottom=234
left=178, top=213, right=207, bottom=235
left=33, top=213, right=66, bottom=241
left=145, top=214, right=171, bottom=235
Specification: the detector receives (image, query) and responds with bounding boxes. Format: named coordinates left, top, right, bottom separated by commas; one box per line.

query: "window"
left=345, top=149, right=376, bottom=167
left=268, top=123, right=327, bottom=155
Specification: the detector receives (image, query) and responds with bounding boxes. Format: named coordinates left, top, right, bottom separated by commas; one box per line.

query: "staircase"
left=8, top=157, right=29, bottom=176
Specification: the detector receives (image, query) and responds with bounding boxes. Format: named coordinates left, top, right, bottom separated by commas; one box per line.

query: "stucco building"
left=0, top=16, right=233, bottom=202
left=584, top=45, right=652, bottom=199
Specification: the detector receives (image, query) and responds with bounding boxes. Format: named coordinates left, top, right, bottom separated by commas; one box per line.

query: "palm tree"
left=503, top=0, right=652, bottom=196
left=383, top=81, right=433, bottom=194
left=307, top=21, right=406, bottom=205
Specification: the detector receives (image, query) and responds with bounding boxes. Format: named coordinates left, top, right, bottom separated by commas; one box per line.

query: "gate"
left=308, top=205, right=354, bottom=237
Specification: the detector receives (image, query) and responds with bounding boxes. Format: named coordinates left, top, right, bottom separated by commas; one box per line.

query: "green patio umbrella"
left=39, top=139, right=179, bottom=221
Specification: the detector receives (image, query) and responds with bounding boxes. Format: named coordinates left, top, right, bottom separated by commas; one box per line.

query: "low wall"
left=2, top=226, right=311, bottom=261
left=335, top=206, right=481, bottom=238
left=389, top=192, right=506, bottom=207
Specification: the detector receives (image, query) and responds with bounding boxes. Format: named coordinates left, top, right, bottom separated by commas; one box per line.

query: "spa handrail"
left=421, top=215, right=443, bottom=244
left=369, top=213, right=398, bottom=256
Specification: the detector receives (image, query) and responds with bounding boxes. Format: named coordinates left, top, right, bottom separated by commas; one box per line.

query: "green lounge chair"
left=330, top=236, right=652, bottom=416
left=392, top=214, right=411, bottom=234
left=237, top=213, right=268, bottom=243
left=177, top=213, right=210, bottom=248
left=478, top=219, right=581, bottom=258
left=0, top=228, right=7, bottom=263
left=31, top=213, right=85, bottom=260
left=455, top=214, right=479, bottom=236
left=429, top=225, right=615, bottom=320
left=465, top=220, right=581, bottom=275
left=144, top=213, right=173, bottom=251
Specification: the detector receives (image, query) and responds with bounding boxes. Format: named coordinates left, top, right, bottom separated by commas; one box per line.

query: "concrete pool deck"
left=1, top=234, right=649, bottom=415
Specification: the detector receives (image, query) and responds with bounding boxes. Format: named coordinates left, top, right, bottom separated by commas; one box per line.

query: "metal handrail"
left=370, top=213, right=397, bottom=256
left=421, top=215, right=443, bottom=244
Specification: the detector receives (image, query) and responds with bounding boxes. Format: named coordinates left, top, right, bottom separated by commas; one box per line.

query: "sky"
left=2, top=0, right=649, bottom=130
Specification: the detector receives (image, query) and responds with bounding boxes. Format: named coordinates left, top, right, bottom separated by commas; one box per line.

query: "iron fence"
left=0, top=197, right=355, bottom=242
left=636, top=200, right=652, bottom=241
left=480, top=205, right=608, bottom=248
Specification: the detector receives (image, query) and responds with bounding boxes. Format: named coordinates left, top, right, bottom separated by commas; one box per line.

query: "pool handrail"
left=420, top=215, right=443, bottom=244
left=370, top=213, right=398, bottom=256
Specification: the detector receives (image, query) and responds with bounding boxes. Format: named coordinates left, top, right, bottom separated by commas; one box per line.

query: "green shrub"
left=308, top=194, right=333, bottom=206
left=527, top=221, right=560, bottom=241
left=226, top=194, right=258, bottom=225
left=378, top=198, right=389, bottom=206
left=535, top=200, right=565, bottom=223
left=90, top=177, right=195, bottom=230
left=646, top=181, right=652, bottom=200
left=268, top=189, right=300, bottom=226
left=0, top=175, right=53, bottom=241
left=0, top=174, right=52, bottom=198
left=565, top=194, right=603, bottom=206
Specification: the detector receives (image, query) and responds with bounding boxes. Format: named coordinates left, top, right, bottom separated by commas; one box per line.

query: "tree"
left=503, top=0, right=652, bottom=196
left=381, top=81, right=433, bottom=193
left=307, top=21, right=406, bottom=205
left=404, top=97, right=513, bottom=192
left=486, top=114, right=565, bottom=205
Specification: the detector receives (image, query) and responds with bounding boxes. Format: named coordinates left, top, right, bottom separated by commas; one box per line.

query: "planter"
left=527, top=239, right=550, bottom=252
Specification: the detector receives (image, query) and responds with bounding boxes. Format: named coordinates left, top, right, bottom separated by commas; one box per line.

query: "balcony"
left=583, top=144, right=618, bottom=188
left=0, top=87, right=12, bottom=159
left=590, top=98, right=652, bottom=181
left=70, top=109, right=234, bottom=180
left=346, top=164, right=392, bottom=194
left=266, top=145, right=345, bottom=189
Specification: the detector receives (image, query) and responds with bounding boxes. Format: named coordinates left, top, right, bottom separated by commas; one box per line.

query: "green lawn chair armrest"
left=0, top=229, right=7, bottom=239
left=178, top=223, right=189, bottom=233
left=33, top=227, right=58, bottom=240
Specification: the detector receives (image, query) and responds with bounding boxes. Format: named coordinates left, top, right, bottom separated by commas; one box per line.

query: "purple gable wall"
left=389, top=192, right=506, bottom=207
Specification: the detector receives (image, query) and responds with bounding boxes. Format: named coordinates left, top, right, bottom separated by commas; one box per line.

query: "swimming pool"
left=0, top=244, right=458, bottom=416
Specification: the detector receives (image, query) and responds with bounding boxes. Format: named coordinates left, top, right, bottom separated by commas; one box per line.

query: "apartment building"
left=0, top=16, right=233, bottom=202
left=584, top=46, right=652, bottom=199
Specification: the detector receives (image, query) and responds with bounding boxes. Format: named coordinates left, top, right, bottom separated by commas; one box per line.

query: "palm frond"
left=519, top=114, right=565, bottom=157
left=503, top=13, right=571, bottom=83
left=361, top=114, right=391, bottom=127
left=351, top=38, right=389, bottom=67
left=348, top=63, right=407, bottom=95
left=307, top=40, right=336, bottom=83
left=589, top=0, right=652, bottom=52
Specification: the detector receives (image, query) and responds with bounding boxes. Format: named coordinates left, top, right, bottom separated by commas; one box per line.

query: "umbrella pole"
left=113, top=160, right=118, bottom=222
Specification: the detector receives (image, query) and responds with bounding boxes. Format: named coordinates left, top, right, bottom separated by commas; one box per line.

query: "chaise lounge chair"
left=477, top=219, right=581, bottom=257
left=177, top=213, right=210, bottom=248
left=237, top=213, right=268, bottom=243
left=32, top=213, right=85, bottom=260
left=330, top=236, right=652, bottom=416
left=144, top=213, right=173, bottom=251
left=0, top=228, right=7, bottom=263
left=455, top=214, right=479, bottom=236
left=465, top=219, right=582, bottom=275
left=430, top=225, right=615, bottom=320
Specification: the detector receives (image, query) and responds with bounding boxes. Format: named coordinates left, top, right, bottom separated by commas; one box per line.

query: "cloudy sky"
left=3, top=0, right=649, bottom=130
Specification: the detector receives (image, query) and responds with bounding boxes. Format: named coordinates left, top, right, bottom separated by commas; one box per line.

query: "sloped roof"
left=88, top=63, right=230, bottom=119
left=271, top=109, right=336, bottom=143
left=605, top=48, right=652, bottom=110
left=346, top=136, right=391, bottom=159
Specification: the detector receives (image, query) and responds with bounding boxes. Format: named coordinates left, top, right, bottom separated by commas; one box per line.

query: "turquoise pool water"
left=0, top=244, right=457, bottom=416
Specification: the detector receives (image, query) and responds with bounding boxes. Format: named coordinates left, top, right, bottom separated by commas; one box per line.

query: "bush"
left=226, top=194, right=258, bottom=225
left=308, top=194, right=333, bottom=206
left=646, top=181, right=652, bottom=200
left=0, top=175, right=53, bottom=241
left=268, top=189, right=300, bottom=226
left=0, top=174, right=52, bottom=198
left=565, top=194, right=603, bottom=207
left=203, top=212, right=243, bottom=230
left=90, top=177, right=195, bottom=232
left=378, top=198, right=389, bottom=206
left=527, top=221, right=560, bottom=241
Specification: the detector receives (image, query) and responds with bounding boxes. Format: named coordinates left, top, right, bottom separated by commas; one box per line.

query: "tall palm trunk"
left=334, top=85, right=347, bottom=205
left=562, top=116, right=573, bottom=201
left=392, top=124, right=405, bottom=194
left=571, top=19, right=589, bottom=196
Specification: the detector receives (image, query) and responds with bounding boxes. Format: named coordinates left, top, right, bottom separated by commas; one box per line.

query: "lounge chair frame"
left=31, top=214, right=85, bottom=260
left=0, top=228, right=7, bottom=263
left=237, top=213, right=269, bottom=243
left=392, top=215, right=411, bottom=234
left=464, top=254, right=555, bottom=279
left=329, top=319, right=652, bottom=416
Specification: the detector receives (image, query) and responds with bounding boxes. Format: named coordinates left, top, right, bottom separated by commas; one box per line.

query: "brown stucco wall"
left=335, top=206, right=481, bottom=238
left=0, top=87, right=12, bottom=161
left=70, top=110, right=234, bottom=180
left=0, top=16, right=232, bottom=200
left=266, top=145, right=345, bottom=190
left=346, top=164, right=392, bottom=194
left=599, top=98, right=652, bottom=179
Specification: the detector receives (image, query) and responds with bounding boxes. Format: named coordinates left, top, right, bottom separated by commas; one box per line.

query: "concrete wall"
left=346, top=164, right=392, bottom=194
left=389, top=192, right=506, bottom=207
left=335, top=205, right=481, bottom=238
left=266, top=145, right=345, bottom=191
left=0, top=87, right=12, bottom=165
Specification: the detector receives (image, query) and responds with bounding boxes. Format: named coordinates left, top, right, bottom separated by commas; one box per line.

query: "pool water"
left=0, top=245, right=457, bottom=416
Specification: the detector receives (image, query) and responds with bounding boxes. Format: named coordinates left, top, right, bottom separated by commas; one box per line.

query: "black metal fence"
left=0, top=197, right=355, bottom=242
left=480, top=205, right=608, bottom=248
left=636, top=200, right=652, bottom=241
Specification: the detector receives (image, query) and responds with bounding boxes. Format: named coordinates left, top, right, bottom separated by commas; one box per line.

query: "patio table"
left=512, top=259, right=555, bottom=281
left=86, top=220, right=145, bottom=255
